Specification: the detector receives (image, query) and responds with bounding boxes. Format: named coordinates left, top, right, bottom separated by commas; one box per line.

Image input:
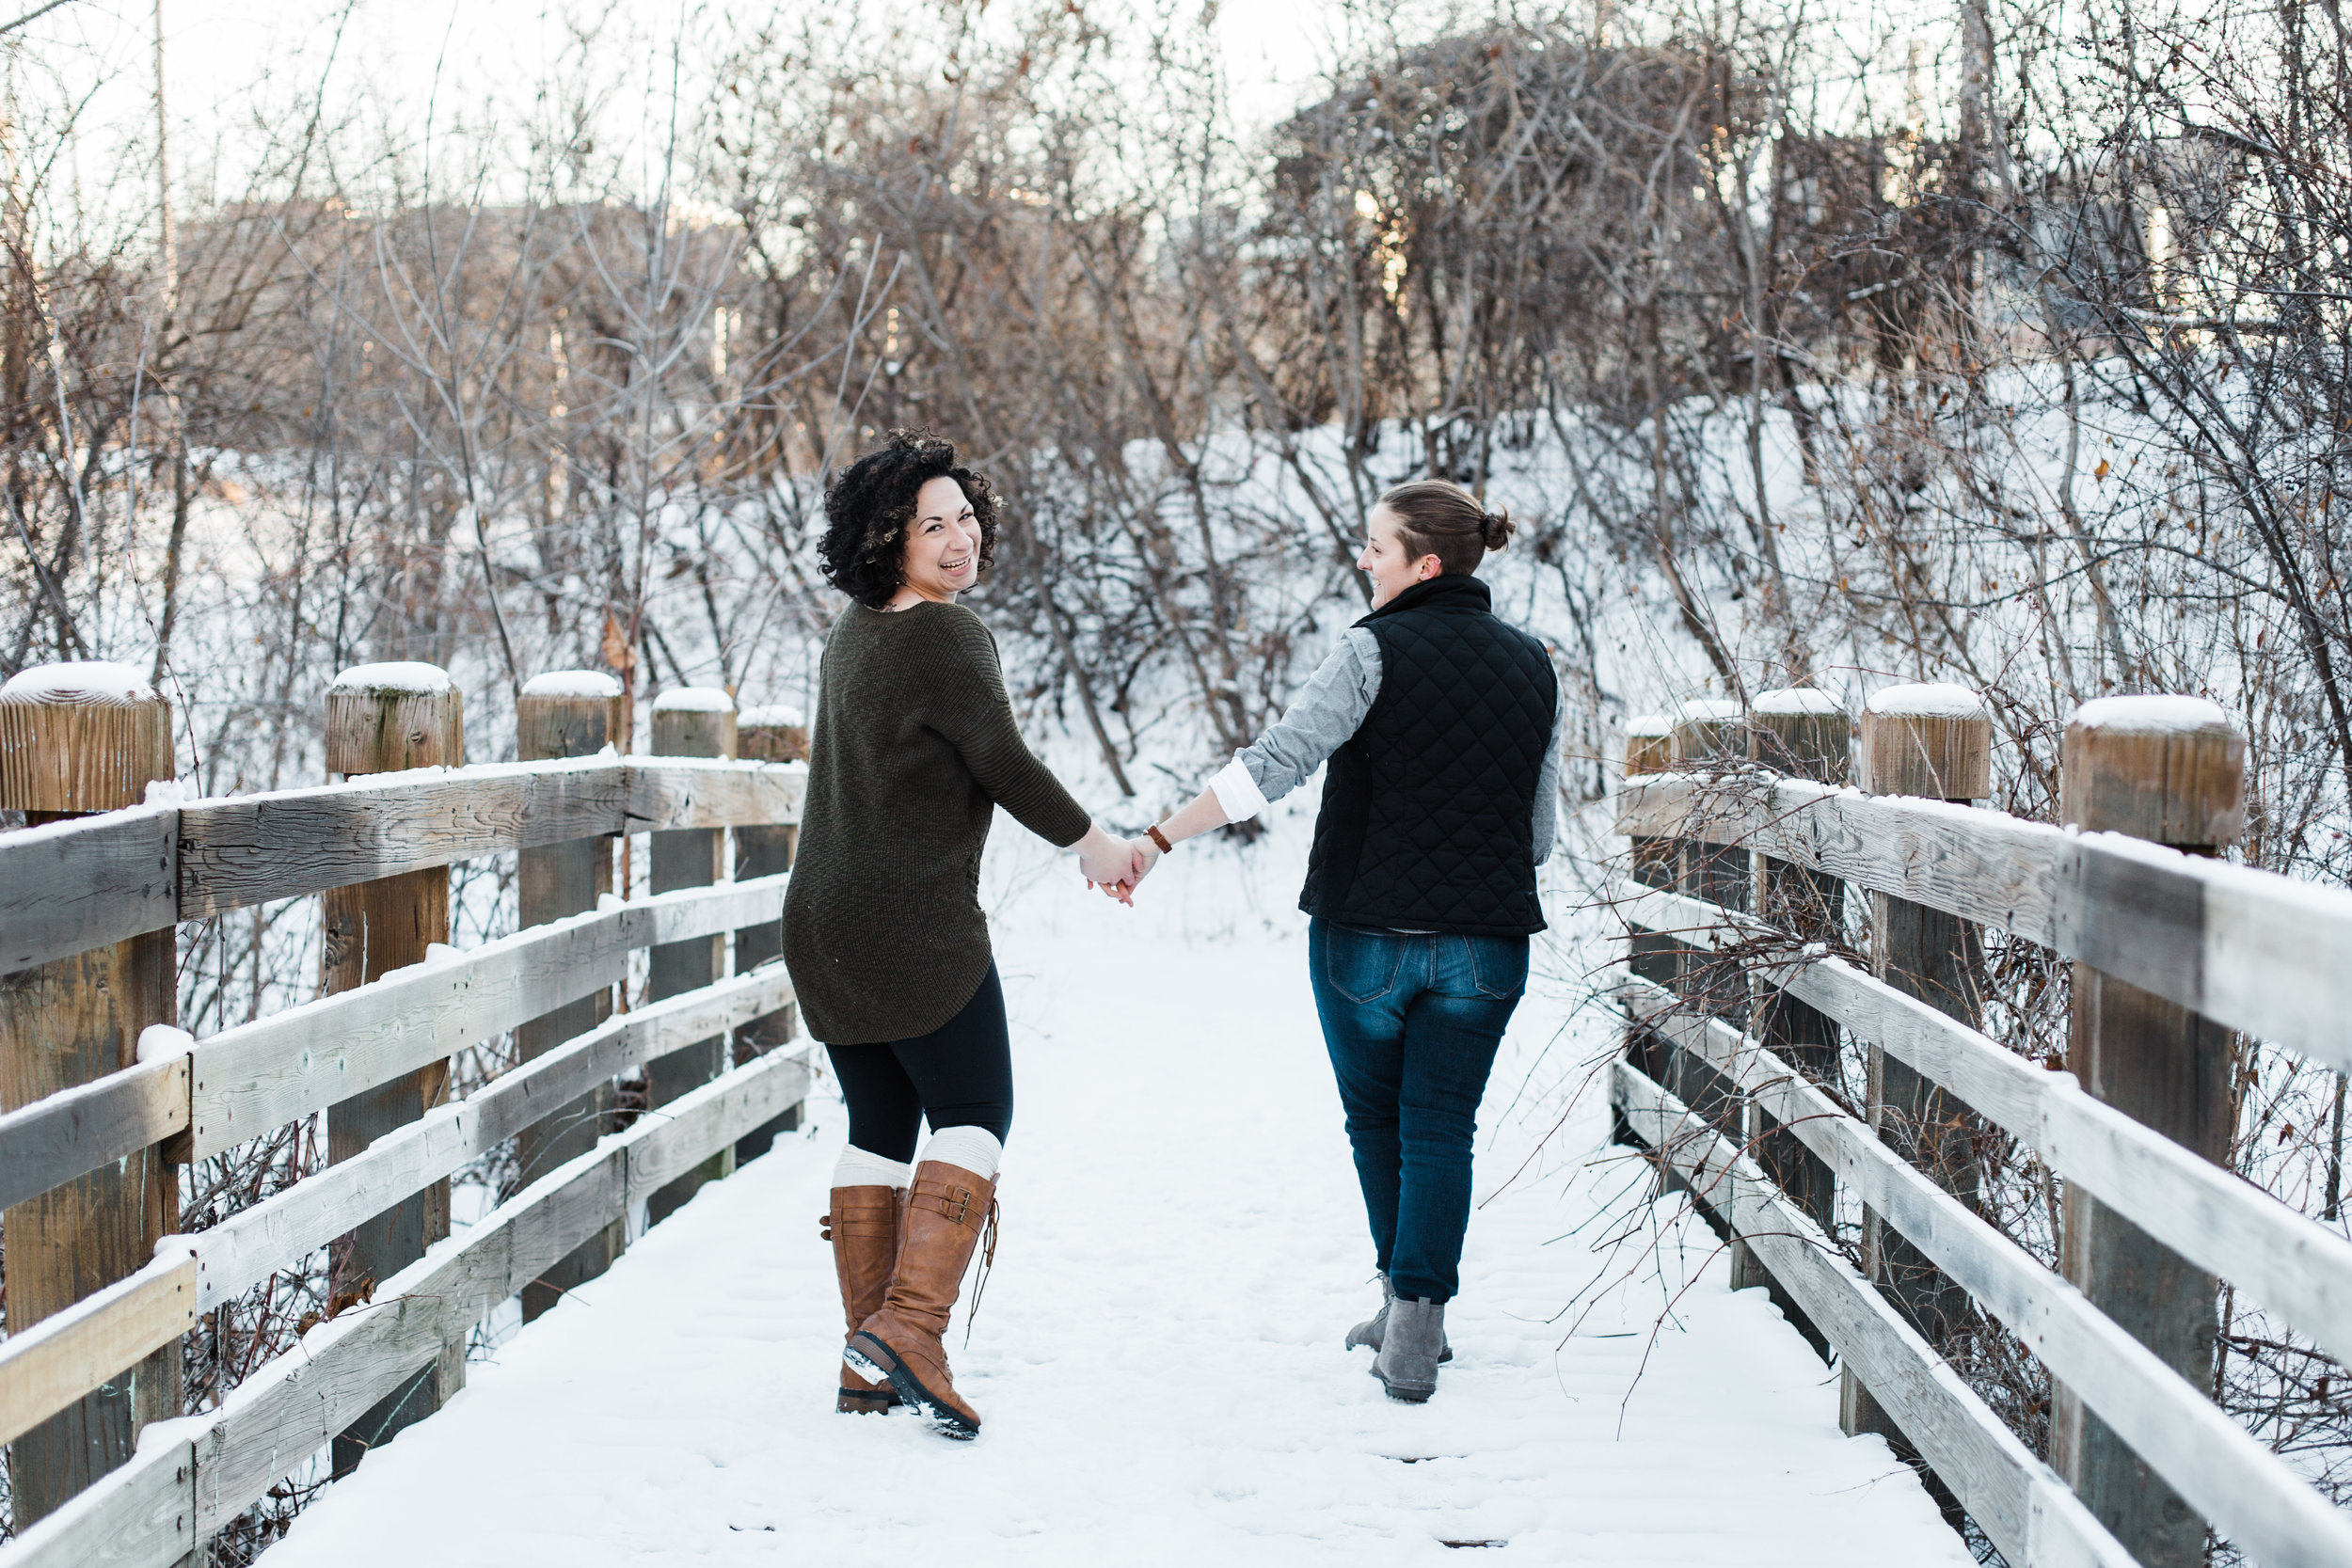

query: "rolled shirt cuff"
left=1209, top=756, right=1269, bottom=823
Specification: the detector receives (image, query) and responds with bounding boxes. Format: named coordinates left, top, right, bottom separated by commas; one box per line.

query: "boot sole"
left=1375, top=1373, right=1436, bottom=1403
left=836, top=1386, right=899, bottom=1415
left=1345, top=1336, right=1454, bottom=1364
left=847, top=1332, right=979, bottom=1440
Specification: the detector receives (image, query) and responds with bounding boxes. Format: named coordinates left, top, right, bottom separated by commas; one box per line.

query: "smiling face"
left=1356, top=503, right=1441, bottom=609
left=892, top=475, right=984, bottom=606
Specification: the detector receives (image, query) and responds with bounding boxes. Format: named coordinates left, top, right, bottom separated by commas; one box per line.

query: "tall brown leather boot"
left=845, top=1162, right=996, bottom=1439
left=823, top=1186, right=904, bottom=1414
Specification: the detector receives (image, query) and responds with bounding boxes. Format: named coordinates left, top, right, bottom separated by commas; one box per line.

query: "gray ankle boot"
left=1345, top=1273, right=1453, bottom=1362
left=1371, top=1297, right=1445, bottom=1402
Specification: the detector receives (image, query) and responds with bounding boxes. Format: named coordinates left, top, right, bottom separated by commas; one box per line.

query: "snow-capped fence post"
left=730, top=707, right=805, bottom=1165
left=2051, top=697, right=2245, bottom=1567
left=514, top=672, right=629, bottom=1323
left=1839, top=685, right=1991, bottom=1460
left=1736, top=688, right=1850, bottom=1349
left=321, top=662, right=466, bottom=1476
left=1612, top=717, right=1678, bottom=1146
left=645, top=688, right=739, bottom=1225
left=0, top=663, right=181, bottom=1524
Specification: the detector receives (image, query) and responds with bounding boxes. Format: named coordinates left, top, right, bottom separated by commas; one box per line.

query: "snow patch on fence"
left=329, top=662, right=453, bottom=695
left=651, top=687, right=733, bottom=713
left=1754, top=687, right=1846, bottom=717
left=520, top=671, right=624, bottom=700
left=1865, top=681, right=1985, bottom=720
left=135, top=1025, right=195, bottom=1063
left=0, top=661, right=159, bottom=705
left=2071, top=694, right=2233, bottom=735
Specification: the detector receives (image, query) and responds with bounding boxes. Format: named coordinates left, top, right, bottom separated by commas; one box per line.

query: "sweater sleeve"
left=927, top=609, right=1095, bottom=848
left=1209, top=628, right=1381, bottom=821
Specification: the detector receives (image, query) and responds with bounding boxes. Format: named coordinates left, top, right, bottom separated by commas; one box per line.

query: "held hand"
left=1129, top=836, right=1162, bottom=884
left=1076, top=824, right=1139, bottom=903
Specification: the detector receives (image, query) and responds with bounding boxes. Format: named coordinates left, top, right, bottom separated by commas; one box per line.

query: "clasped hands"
left=1075, top=822, right=1163, bottom=906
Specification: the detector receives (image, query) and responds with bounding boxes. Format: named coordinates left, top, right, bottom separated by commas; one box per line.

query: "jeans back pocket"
left=1325, top=926, right=1408, bottom=1004
left=1464, top=934, right=1531, bottom=1000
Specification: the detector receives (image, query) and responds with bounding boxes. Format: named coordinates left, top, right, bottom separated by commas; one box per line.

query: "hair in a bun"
left=1376, top=478, right=1508, bottom=576
left=1481, top=505, right=1514, bottom=551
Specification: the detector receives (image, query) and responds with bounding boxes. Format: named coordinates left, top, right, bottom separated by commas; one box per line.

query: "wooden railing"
left=1607, top=686, right=2352, bottom=1568
left=0, top=663, right=814, bottom=1565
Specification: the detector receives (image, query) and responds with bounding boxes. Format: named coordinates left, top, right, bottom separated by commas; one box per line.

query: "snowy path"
left=266, top=821, right=1972, bottom=1566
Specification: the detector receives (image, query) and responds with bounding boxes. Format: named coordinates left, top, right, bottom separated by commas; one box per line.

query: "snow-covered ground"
left=262, top=801, right=1971, bottom=1566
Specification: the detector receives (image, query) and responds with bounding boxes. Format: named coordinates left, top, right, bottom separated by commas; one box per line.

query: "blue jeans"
left=1309, top=919, right=1529, bottom=1304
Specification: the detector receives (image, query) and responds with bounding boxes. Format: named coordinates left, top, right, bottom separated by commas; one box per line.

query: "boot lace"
left=961, top=1196, right=1001, bottom=1350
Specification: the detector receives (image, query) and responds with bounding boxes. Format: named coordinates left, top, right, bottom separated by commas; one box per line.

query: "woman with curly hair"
left=783, top=428, right=1141, bottom=1440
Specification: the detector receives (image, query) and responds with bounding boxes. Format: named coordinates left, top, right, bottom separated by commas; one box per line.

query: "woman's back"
left=783, top=598, right=1089, bottom=1045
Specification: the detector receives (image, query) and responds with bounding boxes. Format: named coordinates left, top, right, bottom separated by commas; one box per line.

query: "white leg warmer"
left=831, top=1145, right=914, bottom=1190
left=918, top=1126, right=1003, bottom=1182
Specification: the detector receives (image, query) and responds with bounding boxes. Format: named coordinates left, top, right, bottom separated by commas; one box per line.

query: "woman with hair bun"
left=1125, top=477, right=1561, bottom=1405
left=784, top=428, right=1144, bottom=1439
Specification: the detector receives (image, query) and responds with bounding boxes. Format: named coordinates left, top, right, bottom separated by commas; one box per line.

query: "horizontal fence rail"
left=1617, top=977, right=2352, bottom=1568
left=1613, top=881, right=2352, bottom=1372
left=1618, top=770, right=2352, bottom=1077
left=5, top=1042, right=811, bottom=1568
left=1613, top=1061, right=2137, bottom=1568
left=0, top=665, right=816, bottom=1560
left=0, top=758, right=807, bottom=976
left=1607, top=688, right=2352, bottom=1568
left=0, top=873, right=793, bottom=1207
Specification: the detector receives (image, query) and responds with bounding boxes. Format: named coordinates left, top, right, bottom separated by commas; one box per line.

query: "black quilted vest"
left=1298, top=574, right=1556, bottom=936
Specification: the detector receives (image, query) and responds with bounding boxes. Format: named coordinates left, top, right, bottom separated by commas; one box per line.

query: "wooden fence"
left=1608, top=685, right=2352, bottom=1568
left=0, top=662, right=814, bottom=1565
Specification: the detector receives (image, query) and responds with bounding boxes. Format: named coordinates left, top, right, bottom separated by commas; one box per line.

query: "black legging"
left=827, top=961, right=1013, bottom=1163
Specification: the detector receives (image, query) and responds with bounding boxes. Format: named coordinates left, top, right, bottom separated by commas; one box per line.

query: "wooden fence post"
left=1841, top=684, right=1990, bottom=1465
left=1617, top=715, right=1677, bottom=1120
left=645, top=688, right=737, bottom=1225
left=0, top=664, right=179, bottom=1525
left=514, top=672, right=628, bottom=1323
left=1669, top=698, right=1746, bottom=1106
left=2053, top=696, right=2244, bottom=1566
left=1737, top=687, right=1849, bottom=1353
left=1661, top=699, right=1745, bottom=1242
left=322, top=662, right=462, bottom=1477
left=731, top=705, right=804, bottom=1166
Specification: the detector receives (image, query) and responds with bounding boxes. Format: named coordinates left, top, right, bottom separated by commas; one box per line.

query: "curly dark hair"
left=818, top=429, right=1002, bottom=608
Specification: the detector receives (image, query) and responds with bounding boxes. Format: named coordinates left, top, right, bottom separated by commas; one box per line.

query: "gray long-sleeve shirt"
left=1208, top=626, right=1562, bottom=864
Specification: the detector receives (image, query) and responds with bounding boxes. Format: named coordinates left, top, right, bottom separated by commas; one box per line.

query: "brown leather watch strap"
left=1146, top=823, right=1173, bottom=854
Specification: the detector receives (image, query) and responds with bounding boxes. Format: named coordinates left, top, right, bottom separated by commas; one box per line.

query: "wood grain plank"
left=186, top=1043, right=808, bottom=1536
left=188, top=874, right=788, bottom=1160
left=177, top=759, right=628, bottom=917
left=1618, top=774, right=2067, bottom=942
left=1610, top=1061, right=2136, bottom=1568
left=0, top=1430, right=192, bottom=1568
left=2077, top=832, right=2352, bottom=1078
left=1616, top=884, right=2352, bottom=1370
left=0, top=808, right=177, bottom=978
left=1626, top=985, right=2352, bottom=1568
left=1620, top=775, right=2352, bottom=1076
left=627, top=759, right=805, bottom=831
left=3, top=759, right=806, bottom=974
left=193, top=968, right=800, bottom=1308
left=0, top=1253, right=197, bottom=1448
left=0, top=1057, right=186, bottom=1213
left=626, top=1048, right=810, bottom=1203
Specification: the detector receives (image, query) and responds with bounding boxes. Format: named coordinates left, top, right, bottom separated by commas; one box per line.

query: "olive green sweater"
left=782, top=599, right=1093, bottom=1044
